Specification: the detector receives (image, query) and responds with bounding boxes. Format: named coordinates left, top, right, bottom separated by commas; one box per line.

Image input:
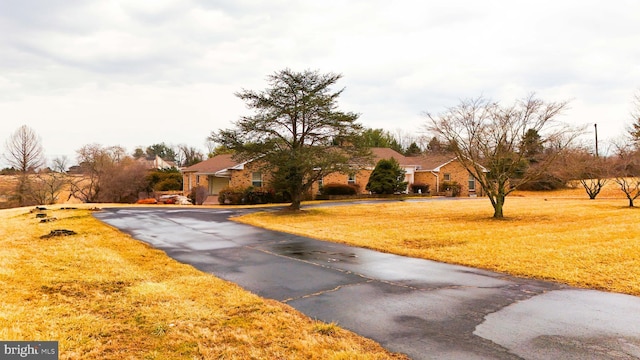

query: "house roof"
left=181, top=154, right=240, bottom=174
left=369, top=148, right=458, bottom=172
left=408, top=153, right=458, bottom=171
left=370, top=147, right=406, bottom=164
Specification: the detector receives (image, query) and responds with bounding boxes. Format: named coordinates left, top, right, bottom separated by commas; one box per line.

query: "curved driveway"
left=94, top=206, right=640, bottom=360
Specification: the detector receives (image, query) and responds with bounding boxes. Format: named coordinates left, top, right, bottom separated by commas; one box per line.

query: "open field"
left=0, top=206, right=406, bottom=359
left=236, top=191, right=640, bottom=297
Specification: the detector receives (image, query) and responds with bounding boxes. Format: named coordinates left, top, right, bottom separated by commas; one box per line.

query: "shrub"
left=218, top=186, right=244, bottom=205
left=245, top=188, right=273, bottom=204
left=442, top=181, right=461, bottom=197
left=410, top=183, right=429, bottom=194
left=146, top=168, right=183, bottom=191
left=155, top=178, right=182, bottom=191
left=320, top=183, right=358, bottom=196
left=190, top=186, right=208, bottom=205
left=218, top=186, right=277, bottom=205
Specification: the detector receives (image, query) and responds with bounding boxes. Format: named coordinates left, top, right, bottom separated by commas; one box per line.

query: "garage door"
left=208, top=176, right=229, bottom=195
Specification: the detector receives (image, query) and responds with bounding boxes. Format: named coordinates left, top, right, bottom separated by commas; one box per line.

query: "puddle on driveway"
left=275, top=243, right=359, bottom=264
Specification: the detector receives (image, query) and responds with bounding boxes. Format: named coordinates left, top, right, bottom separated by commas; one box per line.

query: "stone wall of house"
left=439, top=161, right=481, bottom=197
left=183, top=172, right=210, bottom=195
left=413, top=172, right=437, bottom=193
left=315, top=169, right=373, bottom=195
left=413, top=161, right=482, bottom=197
left=229, top=162, right=273, bottom=189
left=229, top=169, right=251, bottom=188
left=439, top=162, right=472, bottom=196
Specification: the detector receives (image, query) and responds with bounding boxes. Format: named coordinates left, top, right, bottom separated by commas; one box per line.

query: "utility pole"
left=594, top=123, right=599, bottom=158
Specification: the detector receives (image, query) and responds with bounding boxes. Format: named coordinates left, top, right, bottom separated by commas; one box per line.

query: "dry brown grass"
left=237, top=192, right=640, bottom=297
left=512, top=179, right=626, bottom=199
left=0, top=206, right=407, bottom=360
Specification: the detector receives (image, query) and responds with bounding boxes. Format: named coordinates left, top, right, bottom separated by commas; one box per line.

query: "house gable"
left=182, top=154, right=242, bottom=195
left=410, top=154, right=484, bottom=196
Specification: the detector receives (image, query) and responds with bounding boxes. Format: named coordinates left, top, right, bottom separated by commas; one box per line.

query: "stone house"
left=181, top=148, right=484, bottom=201
left=311, top=148, right=484, bottom=197
left=181, top=154, right=271, bottom=203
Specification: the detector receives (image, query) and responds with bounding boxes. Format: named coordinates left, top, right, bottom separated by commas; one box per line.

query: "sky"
left=1, top=0, right=639, bottom=167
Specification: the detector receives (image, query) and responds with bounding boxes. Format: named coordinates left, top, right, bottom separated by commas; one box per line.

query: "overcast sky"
left=1, top=0, right=639, bottom=166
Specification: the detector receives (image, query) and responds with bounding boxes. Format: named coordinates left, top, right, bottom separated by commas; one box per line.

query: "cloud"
left=1, top=0, right=639, bottom=167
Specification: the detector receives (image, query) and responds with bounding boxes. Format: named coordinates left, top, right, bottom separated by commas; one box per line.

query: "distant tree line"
left=0, top=132, right=194, bottom=207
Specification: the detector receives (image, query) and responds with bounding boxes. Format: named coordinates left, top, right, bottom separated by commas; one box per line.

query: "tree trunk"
left=492, top=194, right=505, bottom=218
left=289, top=199, right=301, bottom=211
left=288, top=188, right=302, bottom=211
left=629, top=198, right=634, bottom=207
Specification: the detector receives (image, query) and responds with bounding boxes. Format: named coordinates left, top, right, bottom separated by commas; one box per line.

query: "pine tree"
left=365, top=158, right=407, bottom=194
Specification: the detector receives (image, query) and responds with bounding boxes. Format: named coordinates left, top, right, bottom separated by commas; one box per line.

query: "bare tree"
left=426, top=94, right=580, bottom=218
left=579, top=160, right=611, bottom=200
left=98, top=157, right=149, bottom=203
left=390, top=128, right=428, bottom=153
left=561, top=147, right=611, bottom=199
left=612, top=145, right=640, bottom=207
left=176, top=144, right=204, bottom=167
left=4, top=125, right=45, bottom=172
left=70, top=144, right=122, bottom=203
left=70, top=144, right=151, bottom=203
left=205, top=139, right=217, bottom=158
left=27, top=157, right=70, bottom=205
left=3, top=125, right=45, bottom=206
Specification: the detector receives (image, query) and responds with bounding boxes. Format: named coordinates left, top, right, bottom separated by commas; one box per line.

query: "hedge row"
left=319, top=183, right=359, bottom=195
left=218, top=187, right=291, bottom=205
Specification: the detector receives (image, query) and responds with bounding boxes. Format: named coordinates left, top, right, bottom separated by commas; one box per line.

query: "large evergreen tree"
left=145, top=143, right=177, bottom=162
left=361, top=128, right=403, bottom=153
left=366, top=158, right=407, bottom=194
left=211, top=69, right=370, bottom=211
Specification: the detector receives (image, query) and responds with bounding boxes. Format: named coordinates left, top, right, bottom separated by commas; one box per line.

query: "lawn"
left=0, top=206, right=406, bottom=360
left=236, top=193, right=640, bottom=296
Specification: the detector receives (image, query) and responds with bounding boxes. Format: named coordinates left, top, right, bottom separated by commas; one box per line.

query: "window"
left=196, top=175, right=201, bottom=185
left=348, top=173, right=356, bottom=185
left=252, top=172, right=263, bottom=188
left=468, top=175, right=476, bottom=192
left=317, top=176, right=324, bottom=193
left=443, top=173, right=451, bottom=181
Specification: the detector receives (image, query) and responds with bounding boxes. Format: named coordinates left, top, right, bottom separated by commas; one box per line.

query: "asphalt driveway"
left=94, top=207, right=640, bottom=360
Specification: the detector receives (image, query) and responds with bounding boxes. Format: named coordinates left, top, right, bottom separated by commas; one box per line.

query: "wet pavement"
left=94, top=207, right=640, bottom=360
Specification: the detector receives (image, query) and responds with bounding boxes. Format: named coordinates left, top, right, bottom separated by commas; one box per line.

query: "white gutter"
left=214, top=169, right=232, bottom=177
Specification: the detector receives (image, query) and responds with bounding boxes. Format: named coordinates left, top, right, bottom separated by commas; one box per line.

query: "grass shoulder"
left=0, top=206, right=407, bottom=359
